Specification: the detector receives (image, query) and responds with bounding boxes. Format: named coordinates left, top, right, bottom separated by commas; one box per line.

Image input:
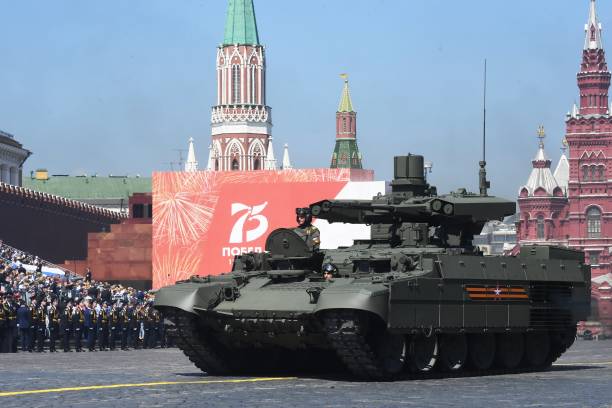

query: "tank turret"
left=310, top=155, right=516, bottom=249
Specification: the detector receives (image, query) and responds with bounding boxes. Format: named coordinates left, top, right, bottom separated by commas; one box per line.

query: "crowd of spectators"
left=0, top=242, right=172, bottom=353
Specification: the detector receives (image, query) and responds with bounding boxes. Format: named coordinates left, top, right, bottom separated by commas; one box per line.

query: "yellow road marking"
left=554, top=361, right=612, bottom=366
left=0, top=377, right=297, bottom=397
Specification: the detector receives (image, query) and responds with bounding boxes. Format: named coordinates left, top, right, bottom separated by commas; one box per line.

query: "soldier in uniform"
left=48, top=299, right=60, bottom=352
left=97, top=301, right=109, bottom=351
left=61, top=301, right=73, bottom=352
left=86, top=302, right=97, bottom=352
left=109, top=302, right=121, bottom=351
left=72, top=302, right=85, bottom=352
left=6, top=295, right=18, bottom=353
left=17, top=300, right=31, bottom=352
left=129, top=303, right=139, bottom=349
left=0, top=295, right=6, bottom=352
left=36, top=300, right=47, bottom=352
left=294, top=207, right=321, bottom=250
left=28, top=299, right=38, bottom=352
left=120, top=303, right=130, bottom=350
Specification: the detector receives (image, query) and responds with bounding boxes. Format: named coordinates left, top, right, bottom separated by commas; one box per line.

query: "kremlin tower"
left=330, top=75, right=363, bottom=169
left=208, top=0, right=273, bottom=171
left=517, top=0, right=612, bottom=334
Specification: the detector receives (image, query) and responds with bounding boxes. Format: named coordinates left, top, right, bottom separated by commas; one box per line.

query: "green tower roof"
left=338, top=76, right=354, bottom=113
left=223, top=0, right=260, bottom=46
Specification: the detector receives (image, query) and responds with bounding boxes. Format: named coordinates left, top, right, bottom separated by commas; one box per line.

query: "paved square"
left=0, top=341, right=611, bottom=407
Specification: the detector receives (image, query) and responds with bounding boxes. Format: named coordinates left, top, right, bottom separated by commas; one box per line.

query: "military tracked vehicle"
left=155, top=154, right=590, bottom=380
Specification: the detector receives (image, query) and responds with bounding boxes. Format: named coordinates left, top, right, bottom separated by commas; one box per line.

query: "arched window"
left=536, top=215, right=545, bottom=239
left=590, top=165, right=597, bottom=181
left=253, top=158, right=260, bottom=170
left=583, top=166, right=590, bottom=181
left=598, top=165, right=605, bottom=181
left=231, top=158, right=239, bottom=170
left=232, top=65, right=241, bottom=104
left=214, top=159, right=219, bottom=171
left=250, top=66, right=256, bottom=104
left=342, top=117, right=347, bottom=132
left=587, top=207, right=601, bottom=238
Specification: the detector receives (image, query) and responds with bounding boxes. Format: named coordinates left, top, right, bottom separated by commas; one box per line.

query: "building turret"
left=264, top=136, right=277, bottom=170
left=208, top=0, right=271, bottom=171
left=185, top=137, right=198, bottom=172
left=553, top=139, right=570, bottom=194
left=330, top=74, right=363, bottom=169
left=517, top=126, right=568, bottom=245
left=282, top=143, right=292, bottom=170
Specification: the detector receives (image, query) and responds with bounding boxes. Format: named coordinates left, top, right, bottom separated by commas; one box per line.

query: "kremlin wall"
left=2, top=0, right=612, bottom=334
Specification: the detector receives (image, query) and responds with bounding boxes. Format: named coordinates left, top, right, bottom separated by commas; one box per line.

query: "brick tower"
left=564, top=0, right=612, bottom=330
left=565, top=0, right=612, bottom=277
left=208, top=0, right=272, bottom=171
left=330, top=75, right=363, bottom=169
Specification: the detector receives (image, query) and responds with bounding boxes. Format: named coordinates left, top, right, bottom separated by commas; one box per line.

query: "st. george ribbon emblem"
left=465, top=285, right=529, bottom=301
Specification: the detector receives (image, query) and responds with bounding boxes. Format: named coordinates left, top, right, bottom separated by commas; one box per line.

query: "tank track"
left=167, top=308, right=232, bottom=375
left=323, top=309, right=578, bottom=381
left=323, top=310, right=390, bottom=380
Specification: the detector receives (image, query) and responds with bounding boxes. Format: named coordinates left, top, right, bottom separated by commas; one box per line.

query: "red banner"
left=152, top=169, right=373, bottom=289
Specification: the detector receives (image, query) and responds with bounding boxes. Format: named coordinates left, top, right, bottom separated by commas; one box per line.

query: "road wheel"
left=408, top=334, right=438, bottom=372
left=523, top=332, right=550, bottom=368
left=495, top=333, right=524, bottom=369
left=467, top=333, right=495, bottom=370
left=375, top=332, right=407, bottom=376
left=438, top=334, right=468, bottom=372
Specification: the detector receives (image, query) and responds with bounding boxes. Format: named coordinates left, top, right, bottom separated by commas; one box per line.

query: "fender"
left=154, top=282, right=228, bottom=315
left=313, top=285, right=389, bottom=323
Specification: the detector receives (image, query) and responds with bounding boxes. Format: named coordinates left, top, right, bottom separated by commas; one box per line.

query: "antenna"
left=479, top=59, right=490, bottom=196
left=173, top=149, right=186, bottom=169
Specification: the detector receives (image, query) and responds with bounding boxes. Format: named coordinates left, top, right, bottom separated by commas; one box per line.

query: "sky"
left=0, top=0, right=606, bottom=199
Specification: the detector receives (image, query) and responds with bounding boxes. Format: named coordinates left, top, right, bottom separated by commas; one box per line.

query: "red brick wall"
left=62, top=223, right=152, bottom=288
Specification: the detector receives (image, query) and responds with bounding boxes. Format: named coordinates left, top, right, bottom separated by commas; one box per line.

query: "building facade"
left=330, top=75, right=363, bottom=169
left=517, top=0, right=612, bottom=333
left=0, top=130, right=31, bottom=186
left=208, top=0, right=273, bottom=171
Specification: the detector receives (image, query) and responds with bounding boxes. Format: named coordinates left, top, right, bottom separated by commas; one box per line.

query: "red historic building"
left=207, top=0, right=274, bottom=172
left=517, top=0, right=612, bottom=333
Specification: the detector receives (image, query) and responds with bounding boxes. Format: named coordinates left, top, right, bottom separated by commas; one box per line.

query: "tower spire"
left=330, top=74, right=363, bottom=169
left=338, top=74, right=354, bottom=112
left=185, top=137, right=198, bottom=172
left=577, top=0, right=610, bottom=116
left=585, top=0, right=603, bottom=50
left=223, top=0, right=260, bottom=45
left=282, top=143, right=292, bottom=170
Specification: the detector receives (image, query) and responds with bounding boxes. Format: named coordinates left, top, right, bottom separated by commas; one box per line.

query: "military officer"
left=28, top=299, right=38, bottom=352
left=120, top=303, right=130, bottom=350
left=5, top=295, right=18, bottom=353
left=97, top=301, right=109, bottom=351
left=0, top=295, right=6, bottom=352
left=294, top=207, right=321, bottom=250
left=48, top=299, right=60, bottom=352
left=72, top=302, right=85, bottom=352
left=36, top=300, right=47, bottom=352
left=61, top=301, right=73, bottom=352
left=109, top=302, right=121, bottom=351
left=86, top=302, right=97, bottom=351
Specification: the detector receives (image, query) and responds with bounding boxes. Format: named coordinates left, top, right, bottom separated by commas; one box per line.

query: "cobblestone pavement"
left=0, top=341, right=611, bottom=408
